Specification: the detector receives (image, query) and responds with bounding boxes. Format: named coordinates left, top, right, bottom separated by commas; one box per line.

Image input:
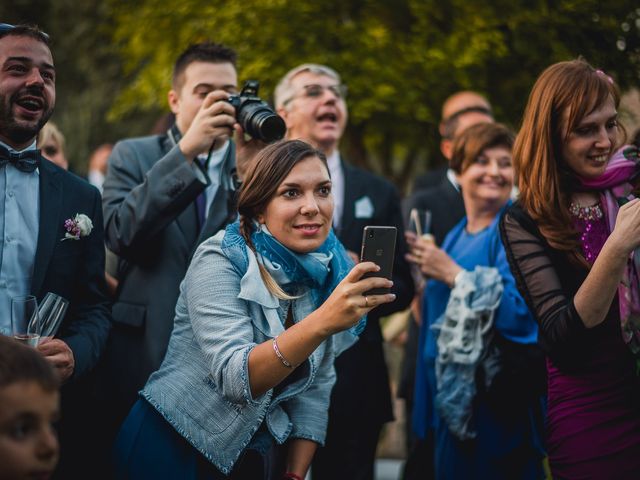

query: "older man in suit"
left=275, top=64, right=414, bottom=480
left=0, top=23, right=111, bottom=476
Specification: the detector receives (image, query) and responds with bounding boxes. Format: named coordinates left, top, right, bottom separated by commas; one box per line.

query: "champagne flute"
left=407, top=208, right=433, bottom=289
left=409, top=208, right=434, bottom=245
left=38, top=292, right=69, bottom=340
left=11, top=295, right=41, bottom=347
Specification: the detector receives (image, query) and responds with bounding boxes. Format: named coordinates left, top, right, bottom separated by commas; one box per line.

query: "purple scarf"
left=577, top=145, right=640, bottom=357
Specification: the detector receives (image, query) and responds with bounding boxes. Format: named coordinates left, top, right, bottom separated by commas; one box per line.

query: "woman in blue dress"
left=407, top=123, right=544, bottom=479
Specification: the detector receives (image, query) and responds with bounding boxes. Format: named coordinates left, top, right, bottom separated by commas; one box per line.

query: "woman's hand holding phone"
left=313, top=262, right=395, bottom=336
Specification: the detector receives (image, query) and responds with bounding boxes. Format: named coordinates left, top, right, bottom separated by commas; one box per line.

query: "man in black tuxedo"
left=275, top=64, right=414, bottom=480
left=0, top=24, right=111, bottom=475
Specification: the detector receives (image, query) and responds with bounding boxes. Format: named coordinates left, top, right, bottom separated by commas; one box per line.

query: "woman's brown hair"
left=449, top=122, right=515, bottom=174
left=237, top=140, right=328, bottom=298
left=514, top=59, right=623, bottom=263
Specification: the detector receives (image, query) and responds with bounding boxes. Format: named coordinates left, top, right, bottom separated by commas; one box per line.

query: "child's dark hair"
left=0, top=336, right=58, bottom=391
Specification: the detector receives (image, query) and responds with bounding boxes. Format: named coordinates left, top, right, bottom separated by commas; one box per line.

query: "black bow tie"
left=0, top=144, right=39, bottom=173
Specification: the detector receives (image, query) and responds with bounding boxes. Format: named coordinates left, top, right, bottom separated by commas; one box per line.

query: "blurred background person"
left=87, top=143, right=112, bottom=193
left=0, top=336, right=60, bottom=480
left=411, top=91, right=494, bottom=193
left=37, top=121, right=68, bottom=170
left=501, top=59, right=640, bottom=478
left=407, top=123, right=544, bottom=479
left=400, top=91, right=495, bottom=479
left=113, top=140, right=396, bottom=479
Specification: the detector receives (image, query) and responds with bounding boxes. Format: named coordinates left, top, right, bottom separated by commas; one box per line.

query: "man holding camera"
left=96, top=42, right=263, bottom=464
left=275, top=64, right=414, bottom=479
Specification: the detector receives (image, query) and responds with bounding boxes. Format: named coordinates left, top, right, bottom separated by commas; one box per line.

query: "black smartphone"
left=359, top=226, right=397, bottom=295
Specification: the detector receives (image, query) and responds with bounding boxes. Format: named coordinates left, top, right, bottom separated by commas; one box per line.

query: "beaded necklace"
left=569, top=201, right=607, bottom=264
left=569, top=202, right=604, bottom=221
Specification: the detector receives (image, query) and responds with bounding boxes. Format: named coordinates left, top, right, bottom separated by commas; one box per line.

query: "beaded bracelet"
left=273, top=335, right=295, bottom=368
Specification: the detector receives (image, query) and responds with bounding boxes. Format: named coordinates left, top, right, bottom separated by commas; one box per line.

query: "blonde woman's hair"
left=38, top=121, right=65, bottom=152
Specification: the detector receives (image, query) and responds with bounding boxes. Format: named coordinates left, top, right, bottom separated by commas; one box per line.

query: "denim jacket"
left=142, top=231, right=344, bottom=474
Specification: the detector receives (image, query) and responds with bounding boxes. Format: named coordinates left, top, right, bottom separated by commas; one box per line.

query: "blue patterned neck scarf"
left=222, top=220, right=366, bottom=336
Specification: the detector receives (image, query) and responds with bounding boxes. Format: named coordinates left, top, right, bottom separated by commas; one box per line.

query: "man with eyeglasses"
left=275, top=64, right=414, bottom=480
left=0, top=23, right=111, bottom=476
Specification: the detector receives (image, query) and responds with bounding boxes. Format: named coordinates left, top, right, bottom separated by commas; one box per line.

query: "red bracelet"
left=282, top=473, right=303, bottom=480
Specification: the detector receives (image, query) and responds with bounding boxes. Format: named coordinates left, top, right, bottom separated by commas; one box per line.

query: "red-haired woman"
left=501, top=59, right=640, bottom=478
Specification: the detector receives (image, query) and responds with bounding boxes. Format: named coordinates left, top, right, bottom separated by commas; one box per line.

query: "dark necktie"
left=195, top=158, right=207, bottom=229
left=0, top=144, right=39, bottom=173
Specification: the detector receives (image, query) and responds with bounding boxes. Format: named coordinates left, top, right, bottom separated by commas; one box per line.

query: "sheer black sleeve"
left=499, top=206, right=593, bottom=367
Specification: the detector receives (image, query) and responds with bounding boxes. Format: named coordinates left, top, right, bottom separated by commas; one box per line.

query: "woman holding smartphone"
left=113, top=140, right=396, bottom=479
left=501, top=59, right=640, bottom=478
left=407, top=123, right=543, bottom=479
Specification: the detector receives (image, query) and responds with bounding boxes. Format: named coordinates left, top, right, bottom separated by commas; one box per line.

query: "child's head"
left=0, top=336, right=60, bottom=480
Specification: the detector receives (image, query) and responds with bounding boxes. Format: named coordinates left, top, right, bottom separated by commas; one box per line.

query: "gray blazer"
left=99, top=132, right=237, bottom=421
left=143, top=232, right=338, bottom=474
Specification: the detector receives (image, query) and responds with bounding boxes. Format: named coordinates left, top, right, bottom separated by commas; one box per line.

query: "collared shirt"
left=88, top=169, right=105, bottom=194
left=0, top=140, right=40, bottom=334
left=197, top=140, right=230, bottom=219
left=326, top=150, right=344, bottom=229
left=447, top=168, right=460, bottom=192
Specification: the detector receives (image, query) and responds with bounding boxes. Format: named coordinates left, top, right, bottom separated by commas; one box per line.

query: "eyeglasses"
left=0, top=23, right=50, bottom=41
left=283, top=83, right=348, bottom=106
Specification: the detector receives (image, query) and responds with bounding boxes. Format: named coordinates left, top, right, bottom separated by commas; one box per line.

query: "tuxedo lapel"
left=174, top=202, right=199, bottom=248
left=339, top=160, right=359, bottom=237
left=161, top=134, right=199, bottom=249
left=32, top=158, right=63, bottom=296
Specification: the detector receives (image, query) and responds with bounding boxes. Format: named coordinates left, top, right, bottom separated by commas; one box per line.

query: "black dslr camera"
left=227, top=80, right=286, bottom=143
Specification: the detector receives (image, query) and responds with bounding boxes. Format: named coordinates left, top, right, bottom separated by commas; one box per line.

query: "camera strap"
left=168, top=124, right=214, bottom=169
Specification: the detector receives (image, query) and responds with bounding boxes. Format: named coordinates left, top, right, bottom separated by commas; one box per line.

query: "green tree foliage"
left=4, top=1, right=639, bottom=186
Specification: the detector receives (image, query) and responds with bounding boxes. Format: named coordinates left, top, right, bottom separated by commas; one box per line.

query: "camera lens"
left=239, top=102, right=286, bottom=143
left=368, top=231, right=374, bottom=238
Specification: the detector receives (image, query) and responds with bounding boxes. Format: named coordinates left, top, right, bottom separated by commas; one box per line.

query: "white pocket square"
left=355, top=196, right=374, bottom=219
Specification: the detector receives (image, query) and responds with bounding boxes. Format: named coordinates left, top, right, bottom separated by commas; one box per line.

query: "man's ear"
left=168, top=89, right=180, bottom=115
left=440, top=139, right=453, bottom=161
left=277, top=106, right=294, bottom=130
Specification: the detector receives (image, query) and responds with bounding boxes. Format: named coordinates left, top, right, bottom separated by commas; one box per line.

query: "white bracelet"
left=272, top=335, right=295, bottom=369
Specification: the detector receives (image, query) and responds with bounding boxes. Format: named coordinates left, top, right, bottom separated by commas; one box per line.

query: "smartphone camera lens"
left=368, top=231, right=374, bottom=238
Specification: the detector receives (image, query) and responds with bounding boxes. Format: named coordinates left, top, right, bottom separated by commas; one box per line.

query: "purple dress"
left=501, top=204, right=640, bottom=480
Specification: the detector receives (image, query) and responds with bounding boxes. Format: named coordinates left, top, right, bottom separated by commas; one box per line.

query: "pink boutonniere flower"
left=62, top=214, right=93, bottom=241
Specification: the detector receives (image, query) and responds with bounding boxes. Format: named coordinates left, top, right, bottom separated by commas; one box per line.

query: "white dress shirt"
left=0, top=140, right=40, bottom=334
left=326, top=150, right=344, bottom=230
